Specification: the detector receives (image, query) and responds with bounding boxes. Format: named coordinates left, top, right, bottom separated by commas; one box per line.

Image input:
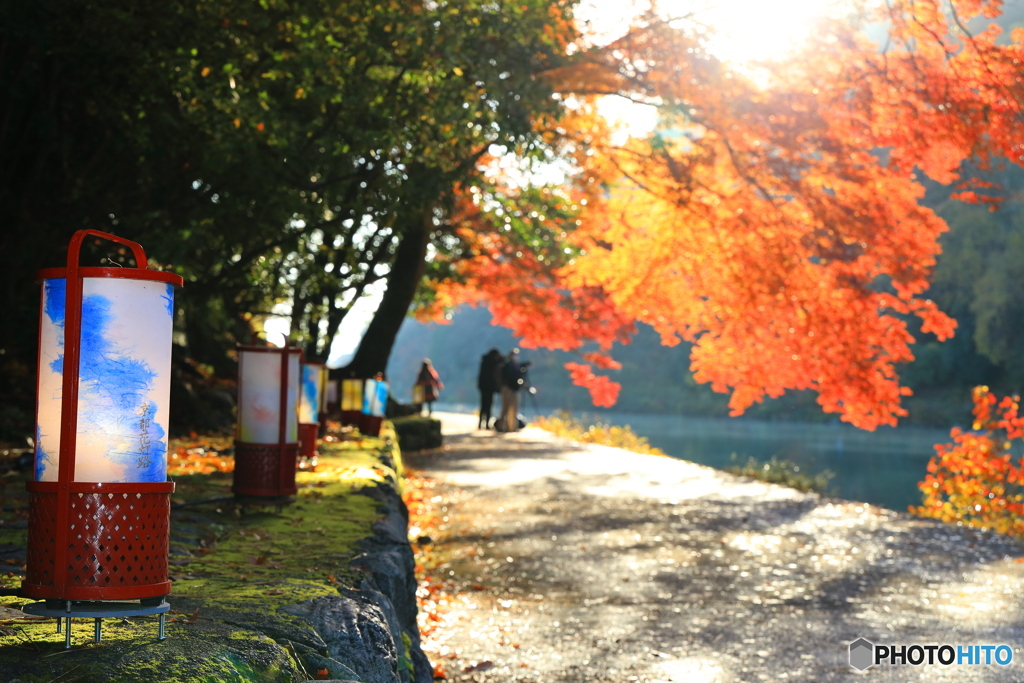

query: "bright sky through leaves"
left=578, top=0, right=854, bottom=63
left=679, top=0, right=855, bottom=65
left=581, top=0, right=857, bottom=136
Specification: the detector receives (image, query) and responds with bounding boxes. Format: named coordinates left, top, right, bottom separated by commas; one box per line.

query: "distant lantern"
left=297, top=361, right=326, bottom=468
left=23, top=230, right=182, bottom=647
left=361, top=376, right=389, bottom=436
left=325, top=379, right=339, bottom=415
left=232, top=344, right=302, bottom=500
left=340, top=377, right=364, bottom=427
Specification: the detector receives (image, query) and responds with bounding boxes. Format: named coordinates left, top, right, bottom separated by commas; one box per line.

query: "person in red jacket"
left=414, top=359, right=444, bottom=416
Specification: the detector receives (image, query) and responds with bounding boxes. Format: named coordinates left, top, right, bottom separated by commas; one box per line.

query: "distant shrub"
left=727, top=455, right=834, bottom=494
left=912, top=386, right=1024, bottom=536
left=534, top=412, right=666, bottom=456
left=390, top=416, right=443, bottom=452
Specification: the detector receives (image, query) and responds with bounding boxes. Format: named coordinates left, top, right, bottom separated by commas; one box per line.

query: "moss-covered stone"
left=0, top=422, right=430, bottom=683
left=0, top=618, right=300, bottom=683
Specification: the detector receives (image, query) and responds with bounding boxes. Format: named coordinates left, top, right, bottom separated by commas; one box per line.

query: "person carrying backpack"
left=498, top=348, right=528, bottom=432
left=414, top=359, right=443, bottom=416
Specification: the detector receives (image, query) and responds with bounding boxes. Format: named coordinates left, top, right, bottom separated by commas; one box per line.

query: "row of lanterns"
left=233, top=351, right=389, bottom=497
left=21, top=230, right=389, bottom=645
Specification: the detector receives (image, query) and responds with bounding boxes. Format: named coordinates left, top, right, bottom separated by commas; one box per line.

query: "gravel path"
left=405, top=413, right=1024, bottom=682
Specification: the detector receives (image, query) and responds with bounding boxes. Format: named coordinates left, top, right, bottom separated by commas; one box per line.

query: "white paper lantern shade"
left=361, top=378, right=388, bottom=436
left=325, top=379, right=339, bottom=414
left=237, top=349, right=299, bottom=444
left=318, top=366, right=329, bottom=413
left=298, top=361, right=325, bottom=463
left=34, top=277, right=174, bottom=483
left=340, top=377, right=364, bottom=426
left=233, top=345, right=301, bottom=499
left=23, top=229, right=181, bottom=643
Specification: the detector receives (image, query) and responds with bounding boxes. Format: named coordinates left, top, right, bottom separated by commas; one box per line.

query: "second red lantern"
left=233, top=345, right=302, bottom=499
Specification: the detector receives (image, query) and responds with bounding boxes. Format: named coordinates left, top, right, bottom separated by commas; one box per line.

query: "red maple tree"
left=423, top=0, right=1024, bottom=429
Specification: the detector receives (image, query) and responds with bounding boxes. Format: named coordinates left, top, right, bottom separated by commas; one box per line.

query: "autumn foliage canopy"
left=423, top=0, right=1024, bottom=429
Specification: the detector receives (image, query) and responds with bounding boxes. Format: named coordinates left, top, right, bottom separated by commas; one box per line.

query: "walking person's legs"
left=479, top=390, right=493, bottom=429
left=511, top=390, right=520, bottom=430
left=500, top=387, right=514, bottom=431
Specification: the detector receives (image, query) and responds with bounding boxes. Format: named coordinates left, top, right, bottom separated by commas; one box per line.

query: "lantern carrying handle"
left=66, top=230, right=148, bottom=272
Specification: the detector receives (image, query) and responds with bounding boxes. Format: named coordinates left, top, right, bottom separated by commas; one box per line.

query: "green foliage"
left=904, top=164, right=1024, bottom=394
left=726, top=455, right=835, bottom=494
left=0, top=0, right=580, bottom=438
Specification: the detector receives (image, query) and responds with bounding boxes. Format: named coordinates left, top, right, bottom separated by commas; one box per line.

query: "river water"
left=432, top=403, right=953, bottom=513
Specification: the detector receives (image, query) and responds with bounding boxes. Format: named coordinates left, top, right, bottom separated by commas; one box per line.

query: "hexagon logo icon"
left=849, top=638, right=874, bottom=671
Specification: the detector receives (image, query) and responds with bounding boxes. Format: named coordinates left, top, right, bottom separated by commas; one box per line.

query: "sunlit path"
left=406, top=412, right=1024, bottom=682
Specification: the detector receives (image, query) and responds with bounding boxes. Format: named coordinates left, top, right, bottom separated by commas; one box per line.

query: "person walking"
left=499, top=348, right=528, bottom=432
left=414, top=359, right=443, bottom=416
left=477, top=348, right=503, bottom=429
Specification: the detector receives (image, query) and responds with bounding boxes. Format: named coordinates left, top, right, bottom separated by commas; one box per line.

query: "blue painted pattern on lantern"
left=35, top=277, right=175, bottom=483
left=363, top=379, right=388, bottom=417
left=298, top=364, right=323, bottom=425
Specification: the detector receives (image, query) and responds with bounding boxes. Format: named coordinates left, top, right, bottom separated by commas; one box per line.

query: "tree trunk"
left=341, top=208, right=432, bottom=378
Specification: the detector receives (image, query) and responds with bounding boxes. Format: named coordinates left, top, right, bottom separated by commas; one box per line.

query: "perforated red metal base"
left=339, top=409, right=361, bottom=427
left=298, top=423, right=319, bottom=460
left=361, top=414, right=383, bottom=437
left=23, top=481, right=173, bottom=601
left=232, top=442, right=299, bottom=497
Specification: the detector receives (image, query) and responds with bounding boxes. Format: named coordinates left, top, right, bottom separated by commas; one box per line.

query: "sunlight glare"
left=679, top=0, right=845, bottom=64
left=578, top=0, right=853, bottom=64
left=263, top=312, right=290, bottom=348
left=576, top=0, right=852, bottom=139
left=597, top=97, right=659, bottom=145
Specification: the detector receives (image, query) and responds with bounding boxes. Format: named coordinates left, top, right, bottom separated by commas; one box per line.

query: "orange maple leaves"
left=423, top=0, right=1024, bottom=430
left=564, top=0, right=1024, bottom=429
left=564, top=362, right=619, bottom=407
left=913, top=387, right=1024, bottom=536
left=417, top=182, right=634, bottom=407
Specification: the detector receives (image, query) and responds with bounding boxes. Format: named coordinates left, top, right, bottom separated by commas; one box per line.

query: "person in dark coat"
left=477, top=348, right=503, bottom=429
left=414, top=359, right=443, bottom=416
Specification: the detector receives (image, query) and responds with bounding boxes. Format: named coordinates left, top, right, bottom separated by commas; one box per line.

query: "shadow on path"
left=409, top=414, right=1024, bottom=682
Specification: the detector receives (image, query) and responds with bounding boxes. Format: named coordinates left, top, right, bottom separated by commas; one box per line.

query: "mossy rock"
left=388, top=417, right=441, bottom=452
left=0, top=617, right=301, bottom=683
left=0, top=423, right=428, bottom=683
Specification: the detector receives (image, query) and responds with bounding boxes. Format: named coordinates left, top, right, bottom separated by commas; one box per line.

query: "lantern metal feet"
left=22, top=598, right=170, bottom=648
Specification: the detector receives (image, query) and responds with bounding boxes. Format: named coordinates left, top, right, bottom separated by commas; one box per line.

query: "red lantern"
left=325, top=379, right=339, bottom=415
left=233, top=344, right=301, bottom=499
left=339, top=377, right=363, bottom=427
left=23, top=230, right=182, bottom=645
left=297, top=361, right=326, bottom=468
left=360, top=376, right=389, bottom=437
